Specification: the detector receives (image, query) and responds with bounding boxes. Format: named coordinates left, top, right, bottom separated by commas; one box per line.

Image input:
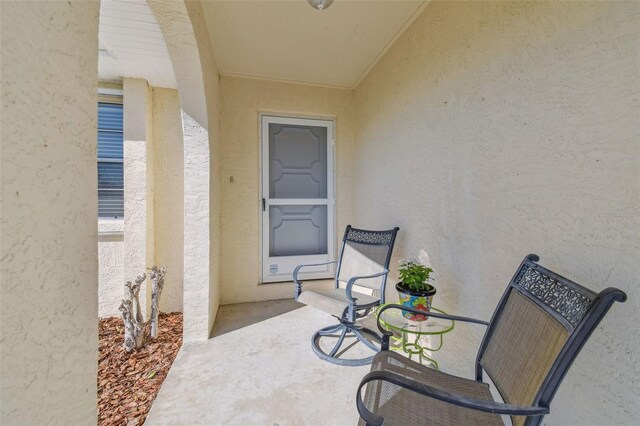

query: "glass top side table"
left=377, top=304, right=455, bottom=370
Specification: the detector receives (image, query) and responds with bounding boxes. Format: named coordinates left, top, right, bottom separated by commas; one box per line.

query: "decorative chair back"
left=335, top=225, right=399, bottom=302
left=476, top=254, right=626, bottom=426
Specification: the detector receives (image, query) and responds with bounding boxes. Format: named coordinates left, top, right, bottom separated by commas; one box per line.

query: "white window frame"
left=97, top=94, right=124, bottom=219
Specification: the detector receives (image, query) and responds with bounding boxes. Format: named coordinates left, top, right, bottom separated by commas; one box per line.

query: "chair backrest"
left=335, top=225, right=399, bottom=302
left=476, top=254, right=626, bottom=426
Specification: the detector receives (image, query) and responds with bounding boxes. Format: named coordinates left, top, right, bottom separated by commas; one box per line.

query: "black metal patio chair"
left=294, top=225, right=399, bottom=366
left=356, top=254, right=627, bottom=426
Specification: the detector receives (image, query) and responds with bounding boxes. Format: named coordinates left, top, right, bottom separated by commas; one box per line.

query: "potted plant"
left=396, top=259, right=436, bottom=321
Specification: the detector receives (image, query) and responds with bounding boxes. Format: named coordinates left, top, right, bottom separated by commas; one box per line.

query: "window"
left=98, top=102, right=124, bottom=218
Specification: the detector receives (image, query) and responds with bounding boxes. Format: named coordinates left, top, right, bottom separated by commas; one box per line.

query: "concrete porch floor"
left=145, top=301, right=376, bottom=425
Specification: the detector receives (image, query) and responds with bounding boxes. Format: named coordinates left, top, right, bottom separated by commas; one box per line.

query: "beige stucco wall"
left=124, top=78, right=155, bottom=317
left=150, top=0, right=222, bottom=340
left=153, top=87, right=185, bottom=313
left=219, top=76, right=354, bottom=304
left=98, top=86, right=185, bottom=317
left=0, top=1, right=100, bottom=424
left=351, top=1, right=639, bottom=424
left=98, top=219, right=124, bottom=317
left=186, top=0, right=223, bottom=336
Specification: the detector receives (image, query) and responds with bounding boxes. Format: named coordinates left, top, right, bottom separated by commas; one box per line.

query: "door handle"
left=262, top=198, right=266, bottom=212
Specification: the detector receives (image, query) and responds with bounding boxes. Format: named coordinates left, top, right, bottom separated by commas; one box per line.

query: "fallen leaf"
left=98, top=313, right=182, bottom=426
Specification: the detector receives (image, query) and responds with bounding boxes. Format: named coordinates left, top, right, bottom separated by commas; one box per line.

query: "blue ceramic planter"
left=396, top=282, right=436, bottom=321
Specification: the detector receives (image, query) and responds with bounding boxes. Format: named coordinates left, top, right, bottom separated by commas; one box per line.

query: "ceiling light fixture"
left=307, top=0, right=334, bottom=11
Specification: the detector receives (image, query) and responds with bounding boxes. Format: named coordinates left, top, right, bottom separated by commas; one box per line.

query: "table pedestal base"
left=391, top=331, right=444, bottom=370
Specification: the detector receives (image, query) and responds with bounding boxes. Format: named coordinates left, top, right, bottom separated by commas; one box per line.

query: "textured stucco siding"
left=351, top=1, right=640, bottom=424
left=124, top=78, right=154, bottom=318
left=149, top=0, right=221, bottom=340
left=219, top=76, right=354, bottom=304
left=153, top=87, right=185, bottom=313
left=98, top=220, right=125, bottom=317
left=98, top=87, right=185, bottom=317
left=0, top=1, right=100, bottom=424
left=186, top=0, right=223, bottom=336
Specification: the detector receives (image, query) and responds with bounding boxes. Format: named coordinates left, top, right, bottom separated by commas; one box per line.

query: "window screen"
left=98, top=102, right=124, bottom=218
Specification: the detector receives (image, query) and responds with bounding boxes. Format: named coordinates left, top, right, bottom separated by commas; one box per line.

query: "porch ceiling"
left=202, top=0, right=427, bottom=89
left=98, top=0, right=176, bottom=88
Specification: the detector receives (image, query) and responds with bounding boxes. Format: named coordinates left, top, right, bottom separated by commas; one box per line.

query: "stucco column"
left=123, top=78, right=155, bottom=317
left=149, top=0, right=220, bottom=341
left=152, top=88, right=185, bottom=313
left=0, top=1, right=100, bottom=424
left=182, top=111, right=211, bottom=340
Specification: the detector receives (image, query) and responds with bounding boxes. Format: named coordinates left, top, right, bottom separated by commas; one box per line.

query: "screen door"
left=261, top=116, right=335, bottom=283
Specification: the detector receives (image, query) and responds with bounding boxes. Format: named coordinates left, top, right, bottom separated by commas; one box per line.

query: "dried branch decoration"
left=119, top=274, right=146, bottom=352
left=149, top=266, right=167, bottom=339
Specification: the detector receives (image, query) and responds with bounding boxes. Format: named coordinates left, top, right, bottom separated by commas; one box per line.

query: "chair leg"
left=311, top=323, right=382, bottom=366
left=317, top=323, right=343, bottom=336
left=352, top=327, right=381, bottom=353
left=328, top=326, right=348, bottom=357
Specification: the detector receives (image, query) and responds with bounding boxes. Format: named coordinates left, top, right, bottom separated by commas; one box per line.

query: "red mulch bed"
left=98, top=312, right=182, bottom=426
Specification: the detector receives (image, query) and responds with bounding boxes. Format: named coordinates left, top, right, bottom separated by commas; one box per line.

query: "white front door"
left=261, top=115, right=335, bottom=283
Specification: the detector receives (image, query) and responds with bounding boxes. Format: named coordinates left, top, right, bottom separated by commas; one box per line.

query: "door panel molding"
left=261, top=115, right=335, bottom=283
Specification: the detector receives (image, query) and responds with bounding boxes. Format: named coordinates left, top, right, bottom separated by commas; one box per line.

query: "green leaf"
left=398, top=259, right=433, bottom=291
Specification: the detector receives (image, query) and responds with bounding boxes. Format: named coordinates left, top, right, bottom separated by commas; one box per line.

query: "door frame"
left=260, top=114, right=336, bottom=284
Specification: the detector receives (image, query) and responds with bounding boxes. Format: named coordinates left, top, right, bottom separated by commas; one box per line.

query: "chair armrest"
left=376, top=304, right=488, bottom=350
left=293, top=260, right=336, bottom=300
left=356, top=370, right=549, bottom=426
left=345, top=270, right=390, bottom=302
